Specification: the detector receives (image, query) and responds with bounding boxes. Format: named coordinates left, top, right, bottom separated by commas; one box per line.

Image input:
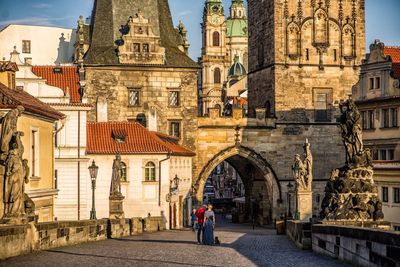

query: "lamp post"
left=88, top=160, right=99, bottom=220
left=287, top=182, right=294, bottom=218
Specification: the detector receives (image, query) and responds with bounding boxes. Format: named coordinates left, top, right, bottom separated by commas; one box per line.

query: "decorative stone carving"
left=0, top=106, right=34, bottom=224
left=109, top=154, right=124, bottom=219
left=292, top=139, right=313, bottom=221
left=116, top=9, right=165, bottom=65
left=320, top=99, right=383, bottom=222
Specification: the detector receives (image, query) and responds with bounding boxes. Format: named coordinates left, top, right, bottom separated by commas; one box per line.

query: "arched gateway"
left=195, top=144, right=282, bottom=224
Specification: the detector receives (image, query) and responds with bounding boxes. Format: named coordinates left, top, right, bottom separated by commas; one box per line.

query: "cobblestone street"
left=1, top=219, right=348, bottom=267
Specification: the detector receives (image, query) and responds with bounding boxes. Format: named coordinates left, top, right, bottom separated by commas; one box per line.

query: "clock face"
left=211, top=15, right=221, bottom=25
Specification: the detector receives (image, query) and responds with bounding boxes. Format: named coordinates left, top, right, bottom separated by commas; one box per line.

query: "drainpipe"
left=77, top=110, right=81, bottom=220
left=158, top=152, right=171, bottom=207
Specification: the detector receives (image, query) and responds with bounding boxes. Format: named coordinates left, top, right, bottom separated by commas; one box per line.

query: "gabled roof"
left=31, top=66, right=81, bottom=103
left=384, top=46, right=400, bottom=79
left=0, top=83, right=65, bottom=121
left=86, top=122, right=195, bottom=156
left=83, top=0, right=198, bottom=68
left=0, top=61, right=18, bottom=72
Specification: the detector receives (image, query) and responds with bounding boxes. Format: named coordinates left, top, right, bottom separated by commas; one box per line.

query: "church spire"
left=230, top=0, right=246, bottom=19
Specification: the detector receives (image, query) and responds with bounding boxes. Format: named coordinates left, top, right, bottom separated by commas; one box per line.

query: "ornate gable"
left=116, top=10, right=165, bottom=65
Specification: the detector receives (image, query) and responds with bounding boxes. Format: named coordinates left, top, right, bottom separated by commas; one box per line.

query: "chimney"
left=24, top=57, right=32, bottom=65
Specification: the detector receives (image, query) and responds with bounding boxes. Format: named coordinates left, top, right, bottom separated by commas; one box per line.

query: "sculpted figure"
left=0, top=106, right=24, bottom=160
left=303, top=140, right=313, bottom=191
left=292, top=154, right=307, bottom=190
left=110, top=154, right=123, bottom=196
left=3, top=149, right=24, bottom=217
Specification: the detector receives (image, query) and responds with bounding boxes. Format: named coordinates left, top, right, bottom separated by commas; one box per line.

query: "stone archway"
left=194, top=145, right=282, bottom=223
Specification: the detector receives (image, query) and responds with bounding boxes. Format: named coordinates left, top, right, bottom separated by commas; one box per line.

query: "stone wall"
left=0, top=216, right=166, bottom=260
left=286, top=220, right=312, bottom=250
left=312, top=224, right=400, bottom=266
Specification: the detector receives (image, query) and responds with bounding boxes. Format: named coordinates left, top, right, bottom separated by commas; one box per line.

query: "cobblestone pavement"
left=1, top=220, right=348, bottom=267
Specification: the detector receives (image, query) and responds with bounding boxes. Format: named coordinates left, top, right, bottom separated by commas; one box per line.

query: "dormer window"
left=53, top=67, right=63, bottom=74
left=143, top=43, right=149, bottom=53
left=133, top=43, right=140, bottom=53
left=369, top=76, right=381, bottom=90
left=112, top=130, right=127, bottom=143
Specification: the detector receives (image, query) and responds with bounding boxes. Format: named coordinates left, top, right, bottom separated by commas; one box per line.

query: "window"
left=145, top=162, right=156, bottom=181
left=381, top=109, right=389, bottom=128
left=143, top=43, right=149, bottom=53
left=135, top=113, right=147, bottom=127
left=55, top=170, right=58, bottom=190
left=128, top=89, right=140, bottom=106
left=388, top=149, right=395, bottom=160
left=169, top=121, right=181, bottom=138
left=120, top=162, right=127, bottom=182
left=212, top=31, right=220, bottom=46
left=306, top=48, right=309, bottom=61
left=382, top=187, right=388, bottom=202
left=380, top=149, right=387, bottom=161
left=258, top=42, right=264, bottom=66
left=214, top=68, right=221, bottom=84
left=369, top=77, right=381, bottom=90
left=31, top=130, right=38, bottom=177
left=133, top=43, right=140, bottom=53
left=391, top=108, right=398, bottom=127
left=168, top=90, right=180, bottom=107
left=369, top=77, right=374, bottom=90
left=362, top=110, right=374, bottom=129
left=375, top=77, right=381, bottom=89
left=7, top=72, right=15, bottom=89
left=315, top=93, right=328, bottom=121
left=22, top=40, right=31, bottom=53
left=394, top=188, right=400, bottom=203
left=333, top=49, right=337, bottom=62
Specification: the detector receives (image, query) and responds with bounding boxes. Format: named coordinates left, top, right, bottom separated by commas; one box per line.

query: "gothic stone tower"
left=248, top=0, right=365, bottom=122
left=81, top=0, right=198, bottom=149
left=199, top=0, right=231, bottom=115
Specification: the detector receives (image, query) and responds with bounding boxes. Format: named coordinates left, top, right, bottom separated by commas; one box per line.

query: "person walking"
left=195, top=205, right=206, bottom=244
left=191, top=208, right=197, bottom=231
left=202, top=204, right=215, bottom=245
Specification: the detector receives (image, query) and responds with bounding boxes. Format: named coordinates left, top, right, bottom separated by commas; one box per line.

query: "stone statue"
left=110, top=154, right=122, bottom=196
left=0, top=106, right=24, bottom=160
left=4, top=149, right=24, bottom=217
left=339, top=100, right=365, bottom=166
left=303, top=139, right=313, bottom=191
left=292, top=154, right=307, bottom=190
left=320, top=99, right=384, bottom=223
left=292, top=140, right=313, bottom=191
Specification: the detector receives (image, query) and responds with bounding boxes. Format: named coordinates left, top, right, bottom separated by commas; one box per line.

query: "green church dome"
left=228, top=55, right=246, bottom=77
left=226, top=18, right=248, bottom=37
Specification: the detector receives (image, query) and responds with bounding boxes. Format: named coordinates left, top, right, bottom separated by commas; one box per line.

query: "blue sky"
left=0, top=0, right=399, bottom=60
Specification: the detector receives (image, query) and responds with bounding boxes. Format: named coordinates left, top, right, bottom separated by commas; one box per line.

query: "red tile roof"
left=86, top=122, right=195, bottom=156
left=0, top=83, right=65, bottom=121
left=384, top=46, right=400, bottom=79
left=31, top=66, right=81, bottom=103
left=0, top=61, right=18, bottom=72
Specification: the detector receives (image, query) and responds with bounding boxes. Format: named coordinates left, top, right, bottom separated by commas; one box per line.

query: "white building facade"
left=0, top=24, right=76, bottom=65
left=86, top=122, right=195, bottom=229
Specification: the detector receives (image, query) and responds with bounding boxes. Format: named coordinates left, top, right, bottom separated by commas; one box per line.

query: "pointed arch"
left=314, top=9, right=328, bottom=45
left=342, top=24, right=355, bottom=59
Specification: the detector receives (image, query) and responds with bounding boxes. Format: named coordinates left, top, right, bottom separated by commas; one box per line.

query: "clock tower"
left=199, top=0, right=230, bottom=115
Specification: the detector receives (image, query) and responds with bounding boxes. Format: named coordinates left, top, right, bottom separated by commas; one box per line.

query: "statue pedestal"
left=109, top=194, right=125, bottom=219
left=297, top=190, right=312, bottom=221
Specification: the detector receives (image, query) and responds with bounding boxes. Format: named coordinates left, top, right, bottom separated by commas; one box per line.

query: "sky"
left=0, top=0, right=399, bottom=61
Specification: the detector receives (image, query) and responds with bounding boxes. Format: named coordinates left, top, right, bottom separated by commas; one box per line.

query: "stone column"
left=297, top=190, right=312, bottom=222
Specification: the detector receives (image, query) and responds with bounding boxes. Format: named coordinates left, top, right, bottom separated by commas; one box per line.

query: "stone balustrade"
left=312, top=224, right=400, bottom=266
left=286, top=220, right=312, bottom=250
left=0, top=216, right=166, bottom=260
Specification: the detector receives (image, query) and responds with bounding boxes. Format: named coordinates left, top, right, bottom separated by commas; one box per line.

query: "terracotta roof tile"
left=384, top=46, right=400, bottom=79
left=31, top=66, right=81, bottom=103
left=87, top=122, right=195, bottom=156
left=0, top=83, right=65, bottom=121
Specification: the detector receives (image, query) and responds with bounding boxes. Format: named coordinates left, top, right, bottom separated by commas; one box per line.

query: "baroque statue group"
left=0, top=106, right=35, bottom=224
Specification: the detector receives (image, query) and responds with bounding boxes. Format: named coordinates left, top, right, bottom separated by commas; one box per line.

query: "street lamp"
left=287, top=181, right=294, bottom=218
left=88, top=160, right=99, bottom=220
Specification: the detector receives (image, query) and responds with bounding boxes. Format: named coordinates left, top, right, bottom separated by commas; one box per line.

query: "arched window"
left=120, top=162, right=127, bottom=182
left=145, top=161, right=156, bottom=181
left=213, top=31, right=220, bottom=47
left=214, top=68, right=221, bottom=84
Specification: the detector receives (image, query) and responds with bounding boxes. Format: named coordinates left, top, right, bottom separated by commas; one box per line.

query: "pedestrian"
left=191, top=208, right=197, bottom=231
left=202, top=204, right=215, bottom=245
left=195, top=204, right=206, bottom=244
